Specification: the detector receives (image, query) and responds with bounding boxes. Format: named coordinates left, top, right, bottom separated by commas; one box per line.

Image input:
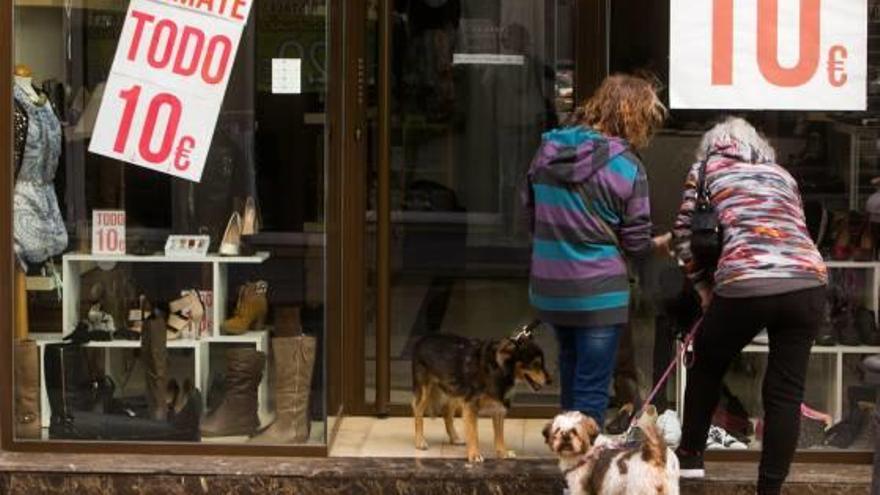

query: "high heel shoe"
left=167, top=290, right=205, bottom=340
left=242, top=197, right=260, bottom=236
left=222, top=281, right=268, bottom=335
left=219, top=211, right=243, bottom=256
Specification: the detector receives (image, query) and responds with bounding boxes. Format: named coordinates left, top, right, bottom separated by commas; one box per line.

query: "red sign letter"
left=757, top=0, right=821, bottom=87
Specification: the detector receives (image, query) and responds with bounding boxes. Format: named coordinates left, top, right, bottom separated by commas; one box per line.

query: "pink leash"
left=626, top=316, right=704, bottom=431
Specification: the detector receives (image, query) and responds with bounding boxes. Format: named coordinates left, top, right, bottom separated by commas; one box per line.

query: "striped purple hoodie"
left=523, top=127, right=653, bottom=327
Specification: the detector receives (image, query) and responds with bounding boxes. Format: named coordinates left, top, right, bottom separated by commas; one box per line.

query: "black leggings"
left=680, top=286, right=825, bottom=494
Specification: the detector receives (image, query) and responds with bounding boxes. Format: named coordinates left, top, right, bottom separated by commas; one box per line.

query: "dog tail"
left=639, top=421, right=668, bottom=469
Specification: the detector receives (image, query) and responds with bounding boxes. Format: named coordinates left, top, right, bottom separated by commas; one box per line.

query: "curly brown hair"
left=574, top=74, right=667, bottom=149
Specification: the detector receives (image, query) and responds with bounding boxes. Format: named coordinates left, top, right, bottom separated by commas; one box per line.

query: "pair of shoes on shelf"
left=167, top=290, right=205, bottom=340
left=222, top=281, right=268, bottom=335
left=831, top=211, right=875, bottom=261
left=220, top=197, right=260, bottom=256
left=823, top=398, right=876, bottom=449
left=123, top=293, right=204, bottom=341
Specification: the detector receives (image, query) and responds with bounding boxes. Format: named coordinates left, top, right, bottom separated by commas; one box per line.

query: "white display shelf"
left=743, top=344, right=880, bottom=354
left=62, top=252, right=270, bottom=264
left=45, top=251, right=274, bottom=430
left=62, top=251, right=271, bottom=338
left=825, top=260, right=880, bottom=269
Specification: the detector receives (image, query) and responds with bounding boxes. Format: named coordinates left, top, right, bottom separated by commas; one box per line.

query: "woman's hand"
left=652, top=233, right=673, bottom=258
left=696, top=285, right=713, bottom=313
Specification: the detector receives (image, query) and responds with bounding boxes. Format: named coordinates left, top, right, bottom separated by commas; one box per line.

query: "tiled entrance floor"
left=331, top=416, right=554, bottom=458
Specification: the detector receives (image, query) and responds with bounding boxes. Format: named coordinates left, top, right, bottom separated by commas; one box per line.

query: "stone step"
left=0, top=453, right=871, bottom=494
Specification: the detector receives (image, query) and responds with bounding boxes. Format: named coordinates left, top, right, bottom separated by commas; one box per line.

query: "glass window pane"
left=612, top=0, right=879, bottom=454
left=11, top=0, right=328, bottom=447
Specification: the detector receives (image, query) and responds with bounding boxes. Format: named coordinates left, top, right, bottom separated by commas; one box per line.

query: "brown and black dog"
left=411, top=322, right=551, bottom=462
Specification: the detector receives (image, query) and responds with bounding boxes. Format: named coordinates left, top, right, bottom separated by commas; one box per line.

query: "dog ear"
left=579, top=415, right=600, bottom=441
left=542, top=421, right=554, bottom=444
left=495, top=338, right=516, bottom=367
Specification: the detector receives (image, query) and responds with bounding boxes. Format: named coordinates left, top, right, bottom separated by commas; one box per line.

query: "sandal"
left=167, top=290, right=206, bottom=340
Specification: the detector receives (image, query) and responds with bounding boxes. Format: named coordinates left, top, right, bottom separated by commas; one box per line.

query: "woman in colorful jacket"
left=672, top=117, right=827, bottom=495
left=523, top=74, right=668, bottom=427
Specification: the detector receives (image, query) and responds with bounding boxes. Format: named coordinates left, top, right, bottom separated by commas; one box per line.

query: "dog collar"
left=562, top=444, right=607, bottom=481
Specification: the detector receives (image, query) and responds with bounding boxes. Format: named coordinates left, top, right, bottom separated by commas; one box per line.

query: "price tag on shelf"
left=88, top=0, right=253, bottom=182
left=92, top=210, right=126, bottom=256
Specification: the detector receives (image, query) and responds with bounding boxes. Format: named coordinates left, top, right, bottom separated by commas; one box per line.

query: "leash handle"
left=626, top=316, right=703, bottom=432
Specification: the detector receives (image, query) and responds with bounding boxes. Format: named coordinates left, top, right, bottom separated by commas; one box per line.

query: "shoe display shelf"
left=33, top=252, right=273, bottom=429
left=677, top=260, right=880, bottom=425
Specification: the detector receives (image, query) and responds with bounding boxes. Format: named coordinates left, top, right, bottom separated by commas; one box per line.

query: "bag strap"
left=696, top=151, right=714, bottom=207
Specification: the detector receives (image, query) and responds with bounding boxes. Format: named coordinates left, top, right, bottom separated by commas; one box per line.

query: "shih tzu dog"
left=543, top=411, right=680, bottom=495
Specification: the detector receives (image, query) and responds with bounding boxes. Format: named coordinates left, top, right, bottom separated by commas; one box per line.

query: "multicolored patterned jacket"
left=523, top=127, right=653, bottom=327
left=673, top=139, right=827, bottom=292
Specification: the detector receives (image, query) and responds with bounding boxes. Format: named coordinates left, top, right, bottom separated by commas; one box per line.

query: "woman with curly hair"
left=523, top=74, right=669, bottom=427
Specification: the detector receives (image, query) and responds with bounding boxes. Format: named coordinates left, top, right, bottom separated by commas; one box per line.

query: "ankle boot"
left=14, top=339, right=41, bottom=439
left=274, top=306, right=302, bottom=337
left=250, top=335, right=316, bottom=444
left=201, top=348, right=266, bottom=436
left=222, top=281, right=268, bottom=335
left=141, top=313, right=168, bottom=421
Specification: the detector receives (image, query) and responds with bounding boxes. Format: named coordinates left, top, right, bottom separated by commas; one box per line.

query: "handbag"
left=689, top=155, right=722, bottom=270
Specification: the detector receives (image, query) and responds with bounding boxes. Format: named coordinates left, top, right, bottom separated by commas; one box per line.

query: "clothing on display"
left=13, top=82, right=67, bottom=269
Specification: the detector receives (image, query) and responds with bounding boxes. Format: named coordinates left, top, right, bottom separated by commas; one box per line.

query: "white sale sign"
left=89, top=0, right=253, bottom=182
left=670, top=0, right=867, bottom=110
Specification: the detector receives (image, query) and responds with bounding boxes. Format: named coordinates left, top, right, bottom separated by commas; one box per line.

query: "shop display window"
left=613, top=0, right=880, bottom=454
left=9, top=0, right=329, bottom=450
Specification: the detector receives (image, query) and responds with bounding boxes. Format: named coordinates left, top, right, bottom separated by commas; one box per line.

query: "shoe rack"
left=676, top=261, right=880, bottom=426
left=33, top=252, right=272, bottom=430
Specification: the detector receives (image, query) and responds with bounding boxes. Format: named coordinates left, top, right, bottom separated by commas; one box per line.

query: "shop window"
left=612, top=0, right=880, bottom=454
left=10, top=0, right=328, bottom=450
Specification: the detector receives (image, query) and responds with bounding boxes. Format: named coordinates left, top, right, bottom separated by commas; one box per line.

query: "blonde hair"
left=574, top=74, right=667, bottom=149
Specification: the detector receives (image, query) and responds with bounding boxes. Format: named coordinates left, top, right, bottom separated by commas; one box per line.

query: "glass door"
left=360, top=0, right=587, bottom=414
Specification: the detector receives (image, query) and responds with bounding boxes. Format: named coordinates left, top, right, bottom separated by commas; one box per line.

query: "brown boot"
left=201, top=348, right=266, bottom=436
left=250, top=336, right=316, bottom=444
left=222, top=281, right=268, bottom=335
left=274, top=306, right=302, bottom=337
left=14, top=339, right=40, bottom=439
left=141, top=313, right=168, bottom=421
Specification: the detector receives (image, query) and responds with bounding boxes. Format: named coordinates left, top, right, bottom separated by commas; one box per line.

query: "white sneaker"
left=656, top=410, right=682, bottom=448
left=706, top=425, right=748, bottom=450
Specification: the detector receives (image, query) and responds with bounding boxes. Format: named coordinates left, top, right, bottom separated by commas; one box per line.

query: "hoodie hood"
left=698, top=132, right=776, bottom=165
left=529, top=126, right=631, bottom=184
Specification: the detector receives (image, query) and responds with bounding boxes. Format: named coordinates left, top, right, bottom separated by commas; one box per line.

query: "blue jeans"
left=554, top=325, right=622, bottom=427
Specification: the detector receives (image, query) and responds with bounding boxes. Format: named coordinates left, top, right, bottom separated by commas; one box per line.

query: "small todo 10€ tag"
left=92, top=210, right=126, bottom=255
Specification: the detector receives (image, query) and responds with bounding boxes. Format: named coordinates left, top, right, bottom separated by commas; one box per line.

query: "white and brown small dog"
left=543, top=411, right=680, bottom=495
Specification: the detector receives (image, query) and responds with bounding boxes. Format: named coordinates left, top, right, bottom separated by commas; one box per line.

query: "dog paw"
left=496, top=449, right=516, bottom=459
left=467, top=452, right=484, bottom=463
left=415, top=438, right=429, bottom=450
left=448, top=437, right=465, bottom=446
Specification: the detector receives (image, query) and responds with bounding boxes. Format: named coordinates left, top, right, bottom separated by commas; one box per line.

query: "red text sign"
left=92, top=210, right=126, bottom=255
left=671, top=0, right=866, bottom=110
left=89, top=0, right=253, bottom=181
